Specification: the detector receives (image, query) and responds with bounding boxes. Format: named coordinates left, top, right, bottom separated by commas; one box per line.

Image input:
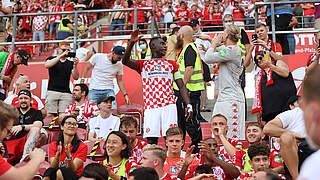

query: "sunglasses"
left=256, top=56, right=264, bottom=62
left=65, top=121, right=78, bottom=127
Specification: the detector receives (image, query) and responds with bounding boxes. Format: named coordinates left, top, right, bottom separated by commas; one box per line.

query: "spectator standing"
left=57, top=14, right=84, bottom=40
left=81, top=46, right=130, bottom=110
left=175, top=1, right=189, bottom=26
left=231, top=0, right=245, bottom=27
left=300, top=3, right=314, bottom=28
left=205, top=24, right=245, bottom=140
left=48, top=1, right=62, bottom=37
left=0, top=0, right=13, bottom=45
left=88, top=94, right=120, bottom=142
left=109, top=0, right=126, bottom=36
left=18, top=3, right=31, bottom=36
left=44, top=116, right=88, bottom=179
left=163, top=3, right=175, bottom=30
left=130, top=0, right=147, bottom=31
left=4, top=90, right=44, bottom=164
left=189, top=4, right=202, bottom=20
left=0, top=49, right=30, bottom=100
left=32, top=7, right=48, bottom=54
left=0, top=101, right=46, bottom=180
left=44, top=42, right=79, bottom=118
left=165, top=25, right=179, bottom=61
left=252, top=51, right=296, bottom=123
left=64, top=84, right=99, bottom=129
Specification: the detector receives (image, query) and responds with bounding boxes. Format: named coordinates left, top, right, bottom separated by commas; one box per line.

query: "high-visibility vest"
left=173, top=43, right=205, bottom=92
left=58, top=17, right=73, bottom=32
left=104, top=158, right=128, bottom=180
left=137, top=49, right=151, bottom=59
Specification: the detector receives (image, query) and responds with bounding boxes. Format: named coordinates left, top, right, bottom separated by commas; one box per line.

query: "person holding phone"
left=44, top=42, right=79, bottom=119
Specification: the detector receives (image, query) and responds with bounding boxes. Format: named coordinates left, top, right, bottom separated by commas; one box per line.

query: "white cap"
left=76, top=48, right=89, bottom=61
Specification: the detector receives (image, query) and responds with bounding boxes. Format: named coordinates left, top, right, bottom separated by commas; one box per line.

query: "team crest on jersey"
left=154, top=65, right=161, bottom=71
left=218, top=49, right=226, bottom=56
left=170, top=166, right=178, bottom=174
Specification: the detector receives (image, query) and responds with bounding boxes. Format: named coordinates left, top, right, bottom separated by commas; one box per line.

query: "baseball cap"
left=76, top=48, right=89, bottom=61
left=97, top=94, right=115, bottom=105
left=16, top=49, right=30, bottom=65
left=190, top=19, right=199, bottom=27
left=112, top=46, right=126, bottom=59
left=18, top=89, right=32, bottom=98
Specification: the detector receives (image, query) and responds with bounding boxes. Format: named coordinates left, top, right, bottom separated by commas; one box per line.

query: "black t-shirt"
left=62, top=19, right=72, bottom=27
left=46, top=56, right=74, bottom=93
left=141, top=52, right=146, bottom=59
left=184, top=45, right=197, bottom=67
left=16, top=108, right=43, bottom=139
left=240, top=29, right=249, bottom=45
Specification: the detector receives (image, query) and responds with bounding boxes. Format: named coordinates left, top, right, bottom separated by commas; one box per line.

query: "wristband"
left=187, top=104, right=193, bottom=112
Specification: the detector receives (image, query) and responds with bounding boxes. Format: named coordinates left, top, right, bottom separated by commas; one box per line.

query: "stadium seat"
left=84, top=141, right=105, bottom=161
left=15, top=161, right=50, bottom=179
left=83, top=158, right=96, bottom=167
left=77, top=128, right=88, bottom=141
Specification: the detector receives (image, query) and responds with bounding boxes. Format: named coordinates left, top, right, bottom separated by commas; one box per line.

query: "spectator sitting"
left=252, top=50, right=296, bottom=123
left=32, top=7, right=48, bottom=54
left=80, top=163, right=109, bottom=180
left=44, top=115, right=88, bottom=180
left=4, top=89, right=44, bottom=165
left=129, top=167, right=159, bottom=180
left=0, top=49, right=30, bottom=100
left=44, top=42, right=79, bottom=118
left=4, top=75, right=46, bottom=117
left=120, top=116, right=147, bottom=164
left=88, top=94, right=120, bottom=142
left=141, top=144, right=176, bottom=180
left=63, top=83, right=99, bottom=130
left=0, top=101, right=46, bottom=180
left=264, top=95, right=314, bottom=180
left=81, top=46, right=130, bottom=111
left=101, top=131, right=139, bottom=179
left=231, top=122, right=284, bottom=174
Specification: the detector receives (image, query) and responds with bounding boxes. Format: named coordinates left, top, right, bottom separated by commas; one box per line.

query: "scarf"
left=0, top=53, right=16, bottom=96
left=251, top=40, right=275, bottom=114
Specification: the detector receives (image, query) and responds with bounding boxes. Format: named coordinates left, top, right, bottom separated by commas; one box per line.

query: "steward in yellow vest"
left=137, top=39, right=151, bottom=60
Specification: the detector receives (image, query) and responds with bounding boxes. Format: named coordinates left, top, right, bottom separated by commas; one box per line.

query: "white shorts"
left=143, top=104, right=178, bottom=138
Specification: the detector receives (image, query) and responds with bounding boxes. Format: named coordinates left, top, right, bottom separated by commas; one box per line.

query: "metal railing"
left=255, top=0, right=320, bottom=42
left=0, top=7, right=158, bottom=53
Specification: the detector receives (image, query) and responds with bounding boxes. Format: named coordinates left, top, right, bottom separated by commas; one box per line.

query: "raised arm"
left=267, top=60, right=289, bottom=78
left=122, top=29, right=140, bottom=71
left=263, top=117, right=286, bottom=137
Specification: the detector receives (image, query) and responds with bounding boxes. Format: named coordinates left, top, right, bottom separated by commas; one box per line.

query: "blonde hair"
left=226, top=24, right=241, bottom=42
left=142, top=144, right=167, bottom=164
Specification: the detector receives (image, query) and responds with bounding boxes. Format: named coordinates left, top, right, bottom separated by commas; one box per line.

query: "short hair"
left=120, top=116, right=138, bottom=129
left=139, top=39, right=147, bottom=44
left=223, top=14, right=234, bottom=21
left=75, top=83, right=89, bottom=97
left=195, top=165, right=213, bottom=175
left=165, top=127, right=184, bottom=138
left=248, top=142, right=270, bottom=160
left=15, top=74, right=28, bottom=86
left=226, top=24, right=241, bottom=42
left=129, top=167, right=159, bottom=180
left=287, top=95, right=300, bottom=109
left=302, top=66, right=320, bottom=103
left=142, top=144, right=167, bottom=164
left=0, top=101, right=19, bottom=130
left=254, top=50, right=265, bottom=67
left=246, top=122, right=263, bottom=131
left=256, top=168, right=280, bottom=180
left=211, top=113, right=228, bottom=123
left=59, top=42, right=71, bottom=47
left=104, top=131, right=132, bottom=160
left=81, top=163, right=109, bottom=180
left=180, top=1, right=186, bottom=5
left=255, top=23, right=267, bottom=30
left=149, top=37, right=162, bottom=49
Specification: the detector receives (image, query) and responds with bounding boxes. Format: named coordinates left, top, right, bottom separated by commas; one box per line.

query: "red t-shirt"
left=49, top=141, right=88, bottom=176
left=160, top=173, right=177, bottom=180
left=211, top=9, right=223, bottom=25
left=218, top=138, right=243, bottom=162
left=189, top=11, right=202, bottom=20
left=130, top=139, right=148, bottom=164
left=0, top=155, right=12, bottom=176
left=232, top=6, right=244, bottom=22
left=175, top=9, right=190, bottom=25
left=301, top=3, right=314, bottom=16
left=131, top=3, right=147, bottom=23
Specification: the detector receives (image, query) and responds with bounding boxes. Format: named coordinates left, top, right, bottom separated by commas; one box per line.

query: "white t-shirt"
left=298, top=150, right=320, bottom=180
left=194, top=33, right=211, bottom=60
left=89, top=53, right=123, bottom=90
left=88, top=114, right=120, bottom=139
left=76, top=48, right=89, bottom=62
left=277, top=107, right=307, bottom=137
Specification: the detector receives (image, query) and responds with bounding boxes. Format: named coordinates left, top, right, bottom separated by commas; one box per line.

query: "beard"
left=175, top=35, right=184, bottom=50
left=20, top=103, right=29, bottom=110
left=111, top=57, right=117, bottom=64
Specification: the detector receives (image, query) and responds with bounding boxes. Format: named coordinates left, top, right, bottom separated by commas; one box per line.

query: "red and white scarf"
left=0, top=53, right=16, bottom=96
left=251, top=40, right=275, bottom=114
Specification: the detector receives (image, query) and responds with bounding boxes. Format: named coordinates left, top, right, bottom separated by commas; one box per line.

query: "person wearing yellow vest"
left=57, top=14, right=86, bottom=40
left=205, top=24, right=246, bottom=141
left=102, top=131, right=139, bottom=180
left=137, top=39, right=151, bottom=60
left=174, top=25, right=204, bottom=153
left=122, top=29, right=192, bottom=145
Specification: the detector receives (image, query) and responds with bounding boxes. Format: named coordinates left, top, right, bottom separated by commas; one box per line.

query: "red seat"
left=15, top=161, right=50, bottom=178
left=83, top=158, right=96, bottom=167
left=46, top=128, right=60, bottom=144
left=84, top=141, right=105, bottom=161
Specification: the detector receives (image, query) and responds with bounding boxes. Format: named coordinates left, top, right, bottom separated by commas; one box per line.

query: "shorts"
left=5, top=134, right=28, bottom=164
left=88, top=89, right=117, bottom=109
left=212, top=101, right=246, bottom=140
left=143, top=104, right=178, bottom=138
left=45, top=90, right=72, bottom=114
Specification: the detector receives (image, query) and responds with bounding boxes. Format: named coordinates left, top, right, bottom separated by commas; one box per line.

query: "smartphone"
left=66, top=52, right=76, bottom=58
left=252, top=34, right=257, bottom=41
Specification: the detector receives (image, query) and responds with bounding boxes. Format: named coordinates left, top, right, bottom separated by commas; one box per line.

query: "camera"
left=66, top=52, right=76, bottom=58
left=252, top=34, right=258, bottom=41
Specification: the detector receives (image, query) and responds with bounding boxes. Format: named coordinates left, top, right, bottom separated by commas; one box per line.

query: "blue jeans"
left=49, top=23, right=59, bottom=36
left=56, top=30, right=73, bottom=40
left=88, top=89, right=117, bottom=109
left=33, top=31, right=45, bottom=41
left=287, top=33, right=296, bottom=55
left=110, top=19, right=125, bottom=35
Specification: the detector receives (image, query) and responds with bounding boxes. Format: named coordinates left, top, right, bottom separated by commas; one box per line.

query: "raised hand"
left=130, top=28, right=141, bottom=43
left=185, top=145, right=195, bottom=166
left=65, top=144, right=71, bottom=159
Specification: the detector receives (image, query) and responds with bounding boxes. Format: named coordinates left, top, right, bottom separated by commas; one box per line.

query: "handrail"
left=255, top=0, right=320, bottom=6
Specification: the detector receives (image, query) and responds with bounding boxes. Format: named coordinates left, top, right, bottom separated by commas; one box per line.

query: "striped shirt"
left=111, top=4, right=126, bottom=20
left=49, top=6, right=62, bottom=24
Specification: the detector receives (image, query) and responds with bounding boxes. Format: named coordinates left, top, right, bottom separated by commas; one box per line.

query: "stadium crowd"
left=0, top=0, right=320, bottom=180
